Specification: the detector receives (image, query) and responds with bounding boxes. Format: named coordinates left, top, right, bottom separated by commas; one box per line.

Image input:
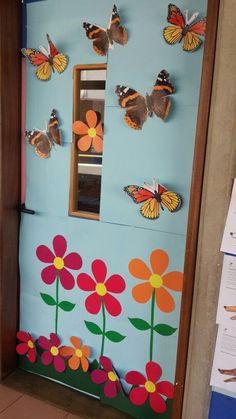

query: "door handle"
left=19, top=203, right=35, bottom=215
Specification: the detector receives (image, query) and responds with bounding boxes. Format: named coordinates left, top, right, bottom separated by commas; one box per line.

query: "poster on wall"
left=216, top=254, right=236, bottom=326
left=221, top=179, right=236, bottom=255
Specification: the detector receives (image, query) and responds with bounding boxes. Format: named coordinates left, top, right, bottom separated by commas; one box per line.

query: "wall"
left=183, top=0, right=236, bottom=417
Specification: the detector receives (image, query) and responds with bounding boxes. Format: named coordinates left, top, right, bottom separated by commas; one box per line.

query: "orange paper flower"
left=60, top=336, right=90, bottom=372
left=129, top=249, right=183, bottom=313
left=72, top=110, right=103, bottom=153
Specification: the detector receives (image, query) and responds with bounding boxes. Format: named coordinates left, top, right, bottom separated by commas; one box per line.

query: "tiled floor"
left=0, top=369, right=131, bottom=419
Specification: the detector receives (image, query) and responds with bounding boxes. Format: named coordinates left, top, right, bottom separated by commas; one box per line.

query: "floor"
left=0, top=369, right=131, bottom=419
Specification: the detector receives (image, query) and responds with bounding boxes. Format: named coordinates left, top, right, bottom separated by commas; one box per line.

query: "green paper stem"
left=150, top=290, right=155, bottom=362
left=55, top=272, right=59, bottom=334
left=100, top=299, right=106, bottom=357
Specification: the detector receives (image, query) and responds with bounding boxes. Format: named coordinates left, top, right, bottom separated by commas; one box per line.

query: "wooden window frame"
left=69, top=63, right=107, bottom=221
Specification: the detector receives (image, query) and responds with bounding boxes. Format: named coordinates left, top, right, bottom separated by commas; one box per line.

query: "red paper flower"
left=36, top=235, right=82, bottom=290
left=16, top=331, right=36, bottom=363
left=125, top=361, right=174, bottom=413
left=38, top=333, right=66, bottom=373
left=91, top=356, right=124, bottom=398
left=77, top=259, right=125, bottom=316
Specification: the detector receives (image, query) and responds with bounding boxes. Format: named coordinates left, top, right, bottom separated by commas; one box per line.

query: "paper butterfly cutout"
left=163, top=3, right=206, bottom=52
left=124, top=179, right=181, bottom=220
left=25, top=109, right=62, bottom=159
left=115, top=70, right=174, bottom=130
left=21, top=34, right=68, bottom=81
left=83, top=4, right=127, bottom=56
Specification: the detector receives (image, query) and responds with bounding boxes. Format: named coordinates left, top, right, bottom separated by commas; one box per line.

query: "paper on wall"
left=216, top=254, right=236, bottom=326
left=221, top=179, right=236, bottom=255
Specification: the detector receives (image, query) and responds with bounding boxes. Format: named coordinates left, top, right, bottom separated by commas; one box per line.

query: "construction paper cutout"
left=21, top=34, right=68, bottom=81
left=36, top=235, right=82, bottom=334
left=38, top=333, right=66, bottom=373
left=25, top=109, right=62, bottom=159
left=124, top=178, right=182, bottom=220
left=72, top=110, right=103, bottom=153
left=16, top=331, right=36, bottom=363
left=77, top=259, right=126, bottom=356
left=83, top=4, right=127, bottom=56
left=125, top=361, right=174, bottom=414
left=91, top=356, right=124, bottom=398
left=163, top=4, right=206, bottom=52
left=60, top=336, right=90, bottom=372
left=115, top=70, right=174, bottom=130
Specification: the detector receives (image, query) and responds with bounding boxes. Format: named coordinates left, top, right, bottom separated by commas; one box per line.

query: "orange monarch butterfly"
left=21, top=34, right=68, bottom=81
left=124, top=179, right=182, bottom=220
left=163, top=4, right=206, bottom=52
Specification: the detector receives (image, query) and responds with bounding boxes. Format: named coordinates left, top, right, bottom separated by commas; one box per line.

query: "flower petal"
left=60, top=346, right=74, bottom=357
left=155, top=287, right=175, bottom=313
left=28, top=348, right=36, bottom=363
left=50, top=333, right=61, bottom=347
left=38, top=336, right=51, bottom=350
left=16, top=343, right=28, bottom=355
left=81, top=345, right=90, bottom=358
left=41, top=265, right=57, bottom=285
left=36, top=245, right=54, bottom=263
left=103, top=293, right=122, bottom=317
left=162, top=271, right=183, bottom=291
left=92, top=136, right=103, bottom=153
left=63, top=253, right=82, bottom=270
left=70, top=336, right=81, bottom=349
left=155, top=381, right=174, bottom=398
left=16, top=331, right=31, bottom=342
left=77, top=135, right=92, bottom=151
left=54, top=355, right=66, bottom=373
left=99, top=356, right=113, bottom=372
left=105, top=275, right=126, bottom=293
left=125, top=371, right=146, bottom=386
left=146, top=361, right=162, bottom=383
left=85, top=293, right=101, bottom=314
left=95, top=121, right=103, bottom=136
left=91, top=369, right=107, bottom=384
left=68, top=355, right=80, bottom=370
left=77, top=273, right=96, bottom=291
left=104, top=380, right=117, bottom=398
left=81, top=356, right=89, bottom=372
left=86, top=110, right=97, bottom=128
left=132, top=282, right=153, bottom=304
left=72, top=120, right=88, bottom=135
left=129, top=258, right=151, bottom=280
left=59, top=268, right=75, bottom=290
left=92, top=259, right=107, bottom=283
left=150, top=249, right=169, bottom=276
left=53, top=235, right=67, bottom=258
left=129, top=387, right=148, bottom=406
left=41, top=351, right=53, bottom=366
left=149, top=392, right=167, bottom=414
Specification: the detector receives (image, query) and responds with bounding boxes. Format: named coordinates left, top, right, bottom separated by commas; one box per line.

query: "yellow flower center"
left=75, top=349, right=83, bottom=358
left=95, top=283, right=107, bottom=296
left=149, top=274, right=163, bottom=289
left=53, top=257, right=64, bottom=270
left=50, top=346, right=59, bottom=356
left=145, top=380, right=156, bottom=393
left=27, top=340, right=34, bottom=349
left=88, top=128, right=97, bottom=138
left=108, top=371, right=117, bottom=382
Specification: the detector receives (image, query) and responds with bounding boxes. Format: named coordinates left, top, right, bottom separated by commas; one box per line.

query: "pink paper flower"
left=38, top=333, right=66, bottom=373
left=36, top=235, right=82, bottom=290
left=16, top=331, right=36, bottom=363
left=77, top=259, right=125, bottom=316
left=125, top=361, right=174, bottom=414
left=91, top=356, right=124, bottom=398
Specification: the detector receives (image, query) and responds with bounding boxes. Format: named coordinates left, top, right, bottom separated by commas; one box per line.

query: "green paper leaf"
left=105, top=331, right=126, bottom=342
left=40, top=293, right=56, bottom=306
left=58, top=301, right=76, bottom=312
left=154, top=324, right=177, bottom=336
left=128, top=317, right=151, bottom=331
left=85, top=321, right=103, bottom=335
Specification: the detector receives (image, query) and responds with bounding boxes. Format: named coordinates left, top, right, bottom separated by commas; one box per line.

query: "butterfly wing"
left=48, top=109, right=62, bottom=145
left=83, top=22, right=109, bottom=56
left=166, top=3, right=186, bottom=27
left=124, top=185, right=159, bottom=220
left=163, top=4, right=185, bottom=45
left=46, top=34, right=68, bottom=73
left=160, top=189, right=182, bottom=212
left=25, top=130, right=52, bottom=159
left=182, top=18, right=206, bottom=52
left=140, top=198, right=160, bottom=219
left=150, top=69, right=174, bottom=121
left=108, top=4, right=127, bottom=46
left=115, top=86, right=147, bottom=129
